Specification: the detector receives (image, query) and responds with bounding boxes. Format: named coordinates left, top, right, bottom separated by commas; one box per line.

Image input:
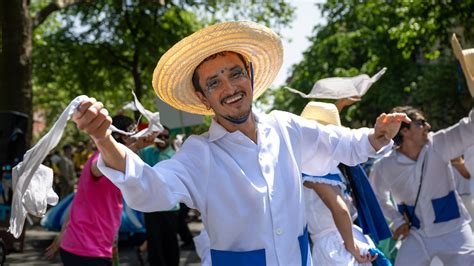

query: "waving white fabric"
left=20, top=164, right=58, bottom=216
left=129, top=91, right=164, bottom=138
left=9, top=95, right=88, bottom=238
left=110, top=91, right=164, bottom=139
left=9, top=94, right=164, bottom=238
left=285, top=67, right=387, bottom=99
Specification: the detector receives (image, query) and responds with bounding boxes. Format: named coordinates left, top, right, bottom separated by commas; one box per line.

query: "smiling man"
left=72, top=21, right=409, bottom=265
left=370, top=106, right=474, bottom=266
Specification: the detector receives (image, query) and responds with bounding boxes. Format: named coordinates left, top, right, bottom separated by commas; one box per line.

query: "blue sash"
left=343, top=165, right=392, bottom=243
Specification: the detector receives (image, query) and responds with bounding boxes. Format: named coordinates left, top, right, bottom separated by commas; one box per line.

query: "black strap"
left=406, top=152, right=427, bottom=228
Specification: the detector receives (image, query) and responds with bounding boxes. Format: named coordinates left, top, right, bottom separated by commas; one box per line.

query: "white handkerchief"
left=286, top=68, right=387, bottom=99
left=9, top=95, right=88, bottom=238
left=110, top=91, right=164, bottom=139
left=21, top=164, right=58, bottom=217
left=9, top=93, right=165, bottom=238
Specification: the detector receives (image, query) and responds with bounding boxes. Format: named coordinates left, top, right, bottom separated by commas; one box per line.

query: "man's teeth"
left=225, top=93, right=243, bottom=104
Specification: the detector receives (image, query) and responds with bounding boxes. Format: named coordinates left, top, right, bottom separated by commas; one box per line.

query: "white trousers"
left=311, top=226, right=373, bottom=266
left=395, top=224, right=474, bottom=266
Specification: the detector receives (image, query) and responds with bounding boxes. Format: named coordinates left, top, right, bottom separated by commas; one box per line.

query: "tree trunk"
left=1, top=0, right=33, bottom=147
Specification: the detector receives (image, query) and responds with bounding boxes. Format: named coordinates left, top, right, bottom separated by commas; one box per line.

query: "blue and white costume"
left=98, top=111, right=386, bottom=266
left=303, top=163, right=391, bottom=266
left=370, top=109, right=474, bottom=266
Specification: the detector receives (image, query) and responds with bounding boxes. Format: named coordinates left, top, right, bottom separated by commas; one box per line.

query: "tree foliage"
left=269, top=0, right=474, bottom=130
left=33, top=0, right=294, bottom=126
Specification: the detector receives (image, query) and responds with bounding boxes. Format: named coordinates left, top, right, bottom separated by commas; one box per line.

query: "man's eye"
left=232, top=70, right=244, bottom=78
left=207, top=80, right=219, bottom=90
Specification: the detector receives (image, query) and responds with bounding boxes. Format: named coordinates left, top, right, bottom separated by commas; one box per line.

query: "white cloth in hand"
left=285, top=68, right=387, bottom=99
left=9, top=95, right=88, bottom=238
left=20, top=164, right=58, bottom=217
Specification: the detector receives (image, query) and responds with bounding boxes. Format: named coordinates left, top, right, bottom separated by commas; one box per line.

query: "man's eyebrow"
left=205, top=64, right=243, bottom=84
left=206, top=74, right=219, bottom=83
left=229, top=65, right=243, bottom=72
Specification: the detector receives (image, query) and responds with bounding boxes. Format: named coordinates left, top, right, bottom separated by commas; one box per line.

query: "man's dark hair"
left=391, top=106, right=425, bottom=146
left=111, top=115, right=134, bottom=144
left=192, top=51, right=249, bottom=94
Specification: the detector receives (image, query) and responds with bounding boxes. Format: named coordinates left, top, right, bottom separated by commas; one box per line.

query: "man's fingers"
left=72, top=98, right=113, bottom=142
left=392, top=113, right=411, bottom=124
left=73, top=101, right=94, bottom=120
left=87, top=107, right=109, bottom=131
left=370, top=253, right=378, bottom=262
left=76, top=102, right=105, bottom=129
left=381, top=113, right=411, bottom=124
left=93, top=114, right=113, bottom=140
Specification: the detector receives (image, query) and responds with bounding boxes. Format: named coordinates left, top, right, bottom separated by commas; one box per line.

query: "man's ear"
left=195, top=90, right=210, bottom=109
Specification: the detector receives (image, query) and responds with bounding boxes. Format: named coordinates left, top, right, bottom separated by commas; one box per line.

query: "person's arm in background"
left=45, top=208, right=70, bottom=259
left=335, top=96, right=361, bottom=113
left=433, top=108, right=474, bottom=162
left=451, top=156, right=471, bottom=179
left=304, top=181, right=376, bottom=263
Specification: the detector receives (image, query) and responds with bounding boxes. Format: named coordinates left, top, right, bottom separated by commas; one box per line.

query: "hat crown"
left=300, top=102, right=341, bottom=127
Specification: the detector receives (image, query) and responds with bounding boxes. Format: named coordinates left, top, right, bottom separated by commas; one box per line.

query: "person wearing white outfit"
left=301, top=101, right=391, bottom=266
left=370, top=105, right=474, bottom=266
left=71, top=21, right=409, bottom=266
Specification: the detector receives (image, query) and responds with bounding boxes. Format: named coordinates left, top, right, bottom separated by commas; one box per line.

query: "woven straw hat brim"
left=152, top=21, right=283, bottom=115
left=451, top=34, right=474, bottom=97
left=300, top=102, right=342, bottom=127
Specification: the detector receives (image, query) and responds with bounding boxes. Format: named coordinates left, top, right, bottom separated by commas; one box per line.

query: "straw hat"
left=152, top=21, right=283, bottom=115
left=451, top=34, right=474, bottom=97
left=300, top=102, right=341, bottom=126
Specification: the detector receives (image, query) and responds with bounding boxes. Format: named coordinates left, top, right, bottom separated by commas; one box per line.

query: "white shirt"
left=98, top=111, right=381, bottom=265
left=370, top=109, right=474, bottom=237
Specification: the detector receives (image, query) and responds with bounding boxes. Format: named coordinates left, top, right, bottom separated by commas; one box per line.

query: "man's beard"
left=221, top=107, right=252, bottom=125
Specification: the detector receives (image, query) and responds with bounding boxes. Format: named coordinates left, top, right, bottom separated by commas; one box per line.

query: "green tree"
left=269, top=0, right=473, bottom=130
left=2, top=0, right=294, bottom=145
left=32, top=0, right=294, bottom=128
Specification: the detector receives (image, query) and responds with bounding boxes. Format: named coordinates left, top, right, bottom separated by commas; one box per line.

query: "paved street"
left=4, top=222, right=203, bottom=265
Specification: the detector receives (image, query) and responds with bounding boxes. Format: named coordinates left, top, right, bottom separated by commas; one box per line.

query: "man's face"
left=403, top=114, right=431, bottom=146
left=194, top=52, right=253, bottom=124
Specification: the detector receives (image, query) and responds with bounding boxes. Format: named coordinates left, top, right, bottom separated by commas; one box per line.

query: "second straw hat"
left=300, top=102, right=341, bottom=127
left=451, top=34, right=474, bottom=97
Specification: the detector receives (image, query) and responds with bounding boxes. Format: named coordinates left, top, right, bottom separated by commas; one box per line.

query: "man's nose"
left=425, top=122, right=431, bottom=130
left=221, top=78, right=236, bottom=93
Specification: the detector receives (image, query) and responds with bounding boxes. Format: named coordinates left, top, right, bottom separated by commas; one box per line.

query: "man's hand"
left=125, top=132, right=159, bottom=153
left=369, top=112, right=411, bottom=151
left=73, top=97, right=126, bottom=172
left=72, top=98, right=112, bottom=143
left=393, top=223, right=410, bottom=240
left=335, top=96, right=361, bottom=113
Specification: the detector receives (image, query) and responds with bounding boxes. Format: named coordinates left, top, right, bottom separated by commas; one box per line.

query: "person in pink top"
left=45, top=115, right=156, bottom=265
